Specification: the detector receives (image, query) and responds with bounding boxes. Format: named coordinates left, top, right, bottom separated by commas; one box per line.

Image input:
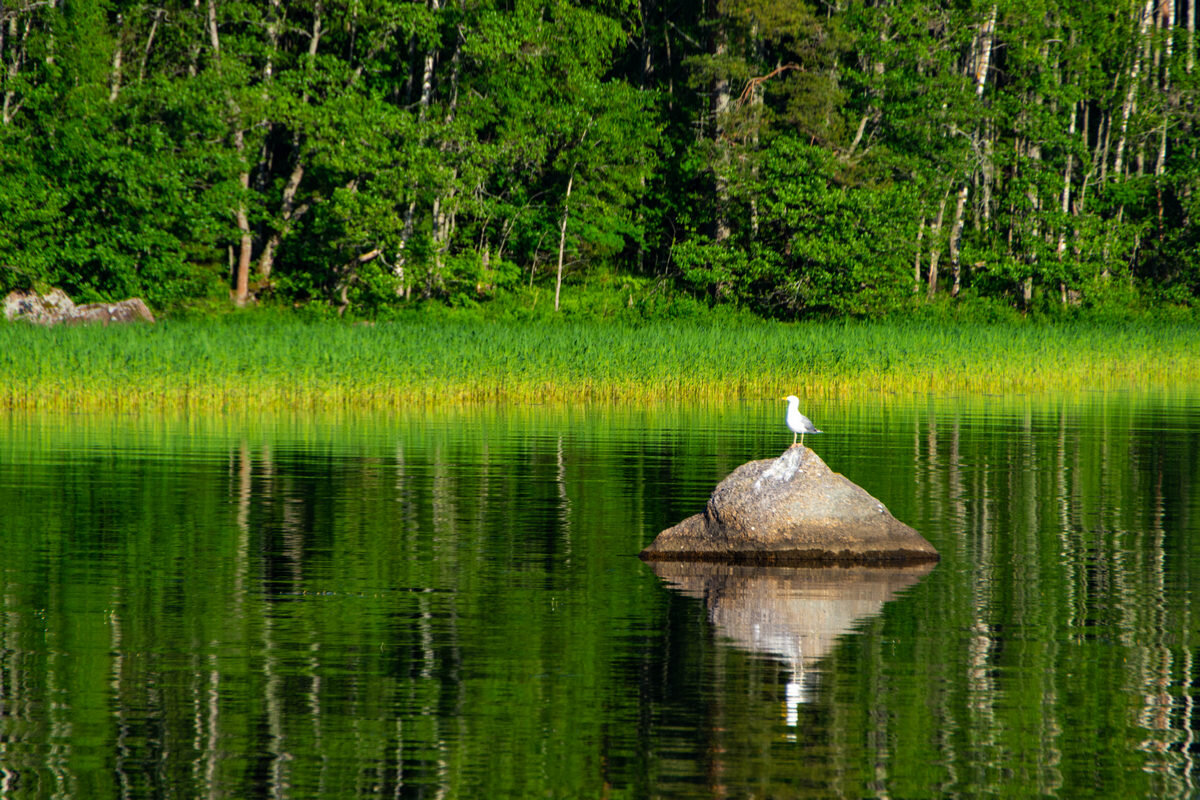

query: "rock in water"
left=640, top=445, right=938, bottom=565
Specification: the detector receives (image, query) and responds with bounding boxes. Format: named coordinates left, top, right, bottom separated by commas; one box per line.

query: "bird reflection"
left=647, top=561, right=935, bottom=729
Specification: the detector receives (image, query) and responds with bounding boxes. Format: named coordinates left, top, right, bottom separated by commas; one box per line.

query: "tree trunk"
left=256, top=0, right=321, bottom=281
left=949, top=185, right=968, bottom=297
left=663, top=21, right=675, bottom=110
left=397, top=0, right=440, bottom=283
left=640, top=0, right=653, bottom=88
left=206, top=0, right=221, bottom=64
left=109, top=13, right=123, bottom=102
left=747, top=51, right=763, bottom=240
left=418, top=0, right=439, bottom=109
left=257, top=163, right=308, bottom=281
left=554, top=171, right=575, bottom=313
left=1097, top=105, right=1112, bottom=185
left=927, top=190, right=949, bottom=299
left=980, top=120, right=994, bottom=226
left=1155, top=0, right=1174, bottom=178
left=431, top=30, right=462, bottom=283
left=1113, top=0, right=1154, bottom=181
left=138, top=8, right=164, bottom=85
left=208, top=0, right=254, bottom=305
left=712, top=12, right=732, bottom=243
left=187, top=0, right=202, bottom=77
left=972, top=5, right=997, bottom=98
left=914, top=215, right=926, bottom=292
left=1058, top=99, right=1077, bottom=260
left=3, top=14, right=30, bottom=124
left=946, top=2, right=995, bottom=298
left=233, top=132, right=253, bottom=305
left=1189, top=0, right=1195, bottom=75
left=1026, top=77, right=1044, bottom=275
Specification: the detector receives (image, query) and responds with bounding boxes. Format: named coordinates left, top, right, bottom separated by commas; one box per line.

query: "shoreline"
left=4, top=316, right=1199, bottom=411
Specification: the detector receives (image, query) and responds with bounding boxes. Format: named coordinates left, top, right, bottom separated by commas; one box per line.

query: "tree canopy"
left=2, top=0, right=1198, bottom=317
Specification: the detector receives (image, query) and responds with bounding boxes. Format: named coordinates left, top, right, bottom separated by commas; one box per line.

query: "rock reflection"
left=648, top=561, right=935, bottom=724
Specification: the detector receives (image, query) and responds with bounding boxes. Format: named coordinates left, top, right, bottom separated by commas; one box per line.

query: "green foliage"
left=675, top=138, right=916, bottom=317
left=0, top=0, right=1198, bottom=316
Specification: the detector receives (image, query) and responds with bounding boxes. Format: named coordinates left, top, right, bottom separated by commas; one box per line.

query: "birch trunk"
left=431, top=31, right=462, bottom=283
left=949, top=185, right=968, bottom=297
left=109, top=13, right=123, bottom=102
left=1025, top=74, right=1044, bottom=247
left=981, top=121, right=994, bottom=226
left=138, top=8, right=164, bottom=85
left=947, top=3, right=995, bottom=298
left=188, top=0, right=202, bottom=77
left=1113, top=0, right=1154, bottom=181
left=914, top=215, right=925, bottom=292
left=1057, top=99, right=1077, bottom=260
left=927, top=190, right=949, bottom=299
left=257, top=1, right=322, bottom=281
left=748, top=59, right=763, bottom=239
left=1025, top=137, right=1042, bottom=307
left=712, top=13, right=732, bottom=243
left=973, top=6, right=997, bottom=99
left=1155, top=0, right=1174, bottom=178
left=1097, top=106, right=1112, bottom=185
left=207, top=0, right=254, bottom=305
left=1189, top=0, right=1195, bottom=75
left=3, top=15, right=29, bottom=124
left=397, top=0, right=440, bottom=286
left=554, top=171, right=575, bottom=313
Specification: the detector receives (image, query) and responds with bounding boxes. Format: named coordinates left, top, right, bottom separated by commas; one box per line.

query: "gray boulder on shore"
left=640, top=445, right=939, bottom=565
left=4, top=289, right=154, bottom=325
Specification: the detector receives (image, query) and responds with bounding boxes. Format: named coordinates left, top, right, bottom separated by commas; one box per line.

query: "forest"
left=2, top=0, right=1199, bottom=319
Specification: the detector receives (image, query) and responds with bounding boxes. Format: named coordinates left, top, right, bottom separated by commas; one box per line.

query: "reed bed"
left=2, top=315, right=1198, bottom=411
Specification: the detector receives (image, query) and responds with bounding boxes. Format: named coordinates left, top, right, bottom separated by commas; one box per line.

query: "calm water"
left=1, top=393, right=1199, bottom=798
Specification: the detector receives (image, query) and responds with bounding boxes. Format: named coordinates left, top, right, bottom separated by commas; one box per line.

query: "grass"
left=2, top=313, right=1199, bottom=410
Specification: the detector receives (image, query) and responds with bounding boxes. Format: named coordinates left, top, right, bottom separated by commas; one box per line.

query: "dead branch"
left=737, top=63, right=800, bottom=107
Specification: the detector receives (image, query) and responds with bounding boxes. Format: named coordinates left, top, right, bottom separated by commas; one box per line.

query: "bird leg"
left=792, top=431, right=798, bottom=446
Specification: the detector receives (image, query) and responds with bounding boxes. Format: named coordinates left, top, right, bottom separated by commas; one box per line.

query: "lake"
left=1, top=392, right=1198, bottom=798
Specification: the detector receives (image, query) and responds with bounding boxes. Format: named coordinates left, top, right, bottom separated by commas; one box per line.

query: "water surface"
left=1, top=393, right=1198, bottom=798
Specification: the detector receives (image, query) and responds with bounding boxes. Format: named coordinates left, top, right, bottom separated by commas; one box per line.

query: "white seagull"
left=782, top=395, right=822, bottom=447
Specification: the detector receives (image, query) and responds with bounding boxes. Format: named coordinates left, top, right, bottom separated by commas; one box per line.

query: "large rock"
left=640, top=445, right=938, bottom=565
left=63, top=298, right=156, bottom=325
left=3, top=288, right=76, bottom=323
left=3, top=289, right=154, bottom=325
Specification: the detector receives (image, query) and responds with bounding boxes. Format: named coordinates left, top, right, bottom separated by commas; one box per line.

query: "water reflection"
left=647, top=561, right=934, bottom=723
left=2, top=395, right=1200, bottom=798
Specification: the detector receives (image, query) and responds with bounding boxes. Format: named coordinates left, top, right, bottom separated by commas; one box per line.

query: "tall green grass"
left=2, top=314, right=1198, bottom=410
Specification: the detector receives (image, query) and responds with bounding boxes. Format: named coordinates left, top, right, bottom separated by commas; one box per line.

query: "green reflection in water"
left=0, top=392, right=1198, bottom=798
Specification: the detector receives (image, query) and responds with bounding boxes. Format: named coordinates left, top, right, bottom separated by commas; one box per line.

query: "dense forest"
left=2, top=0, right=1198, bottom=318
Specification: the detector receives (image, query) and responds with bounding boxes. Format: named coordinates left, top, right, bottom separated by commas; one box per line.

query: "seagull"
left=782, top=395, right=822, bottom=447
